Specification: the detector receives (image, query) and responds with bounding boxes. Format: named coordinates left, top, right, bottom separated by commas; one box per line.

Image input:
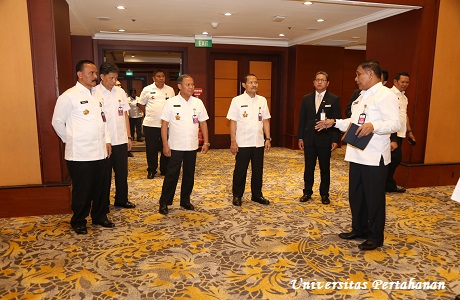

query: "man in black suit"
left=297, top=71, right=342, bottom=204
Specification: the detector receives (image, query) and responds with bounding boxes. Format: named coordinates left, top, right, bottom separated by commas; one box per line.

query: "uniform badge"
left=83, top=109, right=89, bottom=115
left=175, top=113, right=180, bottom=120
left=243, top=111, right=248, bottom=118
left=151, top=96, right=155, bottom=99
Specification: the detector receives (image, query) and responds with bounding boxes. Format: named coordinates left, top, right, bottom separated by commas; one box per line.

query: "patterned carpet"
left=1, top=147, right=459, bottom=299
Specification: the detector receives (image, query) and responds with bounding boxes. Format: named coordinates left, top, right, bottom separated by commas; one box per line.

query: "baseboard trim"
left=0, top=184, right=71, bottom=218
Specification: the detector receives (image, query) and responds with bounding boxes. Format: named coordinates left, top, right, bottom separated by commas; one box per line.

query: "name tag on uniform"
left=241, top=105, right=248, bottom=107
left=325, top=104, right=331, bottom=107
left=80, top=100, right=88, bottom=104
left=173, top=105, right=181, bottom=107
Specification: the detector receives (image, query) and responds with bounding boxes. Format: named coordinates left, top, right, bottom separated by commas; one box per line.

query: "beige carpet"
left=1, top=148, right=459, bottom=299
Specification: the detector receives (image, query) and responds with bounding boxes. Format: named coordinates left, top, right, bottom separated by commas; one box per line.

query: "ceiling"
left=68, top=0, right=420, bottom=61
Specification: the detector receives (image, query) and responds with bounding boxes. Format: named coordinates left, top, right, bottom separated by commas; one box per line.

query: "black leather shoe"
left=386, top=186, right=406, bottom=193
left=137, top=138, right=144, bottom=142
left=358, top=240, right=383, bottom=251
left=321, top=195, right=330, bottom=205
left=159, top=205, right=169, bottom=215
left=127, top=152, right=134, bottom=157
left=232, top=196, right=242, bottom=206
left=114, top=201, right=136, bottom=209
left=299, top=194, right=312, bottom=202
left=73, top=226, right=87, bottom=234
left=93, top=220, right=115, bottom=228
left=338, top=231, right=368, bottom=240
left=251, top=196, right=270, bottom=205
left=147, top=172, right=155, bottom=179
left=180, top=203, right=195, bottom=210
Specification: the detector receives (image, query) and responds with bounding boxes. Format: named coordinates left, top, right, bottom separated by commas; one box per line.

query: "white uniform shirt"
left=95, top=84, right=130, bottom=146
left=139, top=83, right=175, bottom=128
left=161, top=94, right=209, bottom=151
left=226, top=92, right=271, bottom=148
left=335, top=82, right=400, bottom=166
left=390, top=85, right=408, bottom=138
left=52, top=82, right=109, bottom=161
left=128, top=96, right=144, bottom=118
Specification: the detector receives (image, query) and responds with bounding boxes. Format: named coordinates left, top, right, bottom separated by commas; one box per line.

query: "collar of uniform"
left=76, top=81, right=95, bottom=95
left=390, top=85, right=405, bottom=96
left=244, top=91, right=258, bottom=100
left=368, top=81, right=383, bottom=95
left=178, top=93, right=195, bottom=102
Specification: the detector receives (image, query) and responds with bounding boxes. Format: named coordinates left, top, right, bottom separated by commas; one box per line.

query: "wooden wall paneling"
left=250, top=61, right=272, bottom=79
left=70, top=36, right=94, bottom=84
left=214, top=117, right=231, bottom=135
left=215, top=97, right=233, bottom=117
left=342, top=50, right=366, bottom=117
left=1, top=0, right=41, bottom=186
left=425, top=0, right=460, bottom=164
left=215, top=60, right=238, bottom=78
left=215, top=79, right=238, bottom=97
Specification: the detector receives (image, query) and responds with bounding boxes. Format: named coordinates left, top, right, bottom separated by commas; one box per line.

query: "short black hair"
left=381, top=69, right=388, bottom=82
left=395, top=72, right=410, bottom=80
left=130, top=88, right=136, bottom=94
left=315, top=71, right=329, bottom=81
left=99, top=62, right=119, bottom=75
left=358, top=60, right=382, bottom=78
left=242, top=74, right=257, bottom=83
left=177, top=74, right=192, bottom=84
left=153, top=69, right=165, bottom=76
left=76, top=59, right=95, bottom=74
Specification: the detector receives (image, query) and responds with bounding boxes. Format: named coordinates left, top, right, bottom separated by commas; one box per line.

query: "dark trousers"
left=159, top=150, right=197, bottom=205
left=303, top=144, right=331, bottom=196
left=232, top=147, right=264, bottom=198
left=129, top=117, right=143, bottom=141
left=386, top=137, right=403, bottom=190
left=66, top=159, right=110, bottom=228
left=108, top=143, right=129, bottom=205
left=349, top=157, right=388, bottom=244
left=144, top=126, right=169, bottom=174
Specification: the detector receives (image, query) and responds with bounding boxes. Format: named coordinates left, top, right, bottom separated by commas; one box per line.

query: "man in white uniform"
left=316, top=60, right=400, bottom=250
left=226, top=74, right=272, bottom=207
left=52, top=60, right=113, bottom=234
left=158, top=74, right=210, bottom=215
left=386, top=72, right=416, bottom=193
left=95, top=62, right=136, bottom=211
left=139, top=70, right=175, bottom=179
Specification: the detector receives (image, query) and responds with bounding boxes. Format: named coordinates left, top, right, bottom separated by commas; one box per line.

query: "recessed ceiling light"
left=97, top=17, right=111, bottom=21
left=116, top=6, right=126, bottom=10
left=352, top=36, right=360, bottom=39
left=202, top=31, right=209, bottom=35
left=317, top=19, right=325, bottom=22
left=118, top=29, right=125, bottom=32
left=131, top=54, right=135, bottom=57
left=224, top=12, right=232, bottom=16
left=279, top=34, right=285, bottom=37
left=303, top=1, right=313, bottom=5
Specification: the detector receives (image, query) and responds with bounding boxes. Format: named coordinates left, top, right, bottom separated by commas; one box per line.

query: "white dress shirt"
left=52, top=82, right=109, bottom=161
left=161, top=94, right=209, bottom=151
left=95, top=84, right=130, bottom=146
left=390, top=85, right=408, bottom=138
left=335, top=82, right=400, bottom=166
left=139, top=83, right=175, bottom=128
left=128, top=96, right=144, bottom=118
left=226, top=92, right=271, bottom=148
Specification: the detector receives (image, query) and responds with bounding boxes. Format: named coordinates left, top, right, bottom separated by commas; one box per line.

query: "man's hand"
left=331, top=142, right=338, bottom=151
left=315, top=119, right=335, bottom=131
left=230, top=141, right=238, bottom=155
left=356, top=123, right=374, bottom=138
left=163, top=145, right=171, bottom=157
left=106, top=143, right=112, bottom=158
left=264, top=140, right=271, bottom=152
left=298, top=140, right=304, bottom=151
left=127, top=139, right=132, bottom=151
left=390, top=141, right=398, bottom=151
left=201, top=144, right=209, bottom=154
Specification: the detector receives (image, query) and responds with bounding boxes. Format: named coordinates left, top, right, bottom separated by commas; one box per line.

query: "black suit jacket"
left=297, top=91, right=342, bottom=147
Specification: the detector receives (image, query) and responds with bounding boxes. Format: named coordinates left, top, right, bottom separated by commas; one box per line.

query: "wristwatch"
left=203, top=142, right=210, bottom=146
left=127, top=137, right=133, bottom=140
left=265, top=138, right=272, bottom=141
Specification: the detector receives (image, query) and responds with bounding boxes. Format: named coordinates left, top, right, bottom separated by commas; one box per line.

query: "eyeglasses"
left=314, top=78, right=328, bottom=82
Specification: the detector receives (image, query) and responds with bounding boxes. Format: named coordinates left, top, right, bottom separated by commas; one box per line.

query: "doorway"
left=208, top=53, right=281, bottom=149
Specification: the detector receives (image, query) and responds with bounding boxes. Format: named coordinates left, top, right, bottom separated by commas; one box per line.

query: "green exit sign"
left=195, top=39, right=212, bottom=48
